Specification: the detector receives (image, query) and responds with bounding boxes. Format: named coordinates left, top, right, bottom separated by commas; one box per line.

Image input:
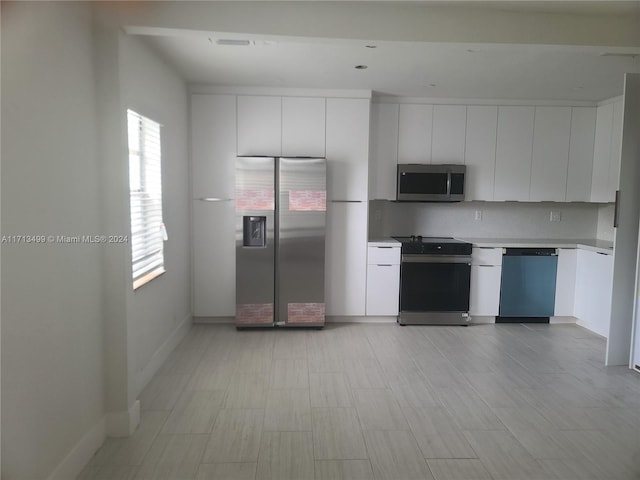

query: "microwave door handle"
left=446, top=172, right=452, bottom=197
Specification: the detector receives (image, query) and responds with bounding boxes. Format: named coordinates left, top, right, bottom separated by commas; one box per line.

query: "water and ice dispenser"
left=242, top=216, right=267, bottom=247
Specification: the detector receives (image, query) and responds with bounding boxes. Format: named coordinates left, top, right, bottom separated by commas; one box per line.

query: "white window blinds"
left=127, top=110, right=165, bottom=286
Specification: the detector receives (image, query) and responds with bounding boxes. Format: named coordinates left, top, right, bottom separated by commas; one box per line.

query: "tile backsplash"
left=369, top=200, right=612, bottom=240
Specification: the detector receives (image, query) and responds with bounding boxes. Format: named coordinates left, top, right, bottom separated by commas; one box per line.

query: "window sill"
left=133, top=267, right=166, bottom=291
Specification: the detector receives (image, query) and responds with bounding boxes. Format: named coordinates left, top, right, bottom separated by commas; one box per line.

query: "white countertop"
left=368, top=237, right=613, bottom=254
left=368, top=238, right=401, bottom=247
left=456, top=237, right=614, bottom=255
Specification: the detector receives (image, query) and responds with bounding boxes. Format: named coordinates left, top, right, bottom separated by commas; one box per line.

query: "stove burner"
left=392, top=236, right=472, bottom=255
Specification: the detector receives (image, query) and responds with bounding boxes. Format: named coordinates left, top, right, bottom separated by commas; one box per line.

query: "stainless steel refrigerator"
left=235, top=156, right=326, bottom=328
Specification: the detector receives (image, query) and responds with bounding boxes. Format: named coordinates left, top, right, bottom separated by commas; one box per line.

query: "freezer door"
left=235, top=157, right=275, bottom=326
left=278, top=157, right=327, bottom=326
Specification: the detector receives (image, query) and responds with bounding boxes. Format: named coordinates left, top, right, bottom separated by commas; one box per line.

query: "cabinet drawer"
left=366, top=264, right=400, bottom=315
left=367, top=246, right=401, bottom=265
left=471, top=247, right=502, bottom=266
left=469, top=265, right=502, bottom=316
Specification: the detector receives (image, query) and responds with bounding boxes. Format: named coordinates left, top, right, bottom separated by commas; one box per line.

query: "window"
left=127, top=110, right=165, bottom=289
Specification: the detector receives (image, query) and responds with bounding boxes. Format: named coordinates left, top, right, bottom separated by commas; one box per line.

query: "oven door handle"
left=401, top=255, right=471, bottom=264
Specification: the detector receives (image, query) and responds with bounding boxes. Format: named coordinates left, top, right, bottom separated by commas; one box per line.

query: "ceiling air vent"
left=216, top=39, right=251, bottom=46
left=599, top=52, right=638, bottom=59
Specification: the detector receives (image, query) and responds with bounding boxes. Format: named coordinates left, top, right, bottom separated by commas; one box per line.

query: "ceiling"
left=125, top=2, right=640, bottom=102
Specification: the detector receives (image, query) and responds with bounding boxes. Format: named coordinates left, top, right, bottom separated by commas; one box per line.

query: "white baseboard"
left=106, top=400, right=140, bottom=437
left=135, top=313, right=192, bottom=398
left=193, top=316, right=234, bottom=324
left=550, top=316, right=577, bottom=324
left=47, top=416, right=106, bottom=480
left=575, top=321, right=608, bottom=339
left=194, top=316, right=399, bottom=325
left=468, top=315, right=496, bottom=324
left=326, top=315, right=396, bottom=323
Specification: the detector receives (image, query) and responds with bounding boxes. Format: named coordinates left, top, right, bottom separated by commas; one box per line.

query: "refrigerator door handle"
left=614, top=190, right=620, bottom=228
left=198, top=197, right=232, bottom=202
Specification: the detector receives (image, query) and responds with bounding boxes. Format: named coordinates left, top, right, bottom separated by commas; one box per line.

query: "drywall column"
left=94, top=21, right=140, bottom=436
left=607, top=73, right=640, bottom=366
left=2, top=3, right=105, bottom=478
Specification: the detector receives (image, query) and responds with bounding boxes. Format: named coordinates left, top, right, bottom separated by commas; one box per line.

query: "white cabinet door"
left=465, top=106, right=497, bottom=201
left=237, top=95, right=282, bottom=156
left=554, top=248, right=577, bottom=316
left=325, top=201, right=368, bottom=316
left=366, top=264, right=400, bottom=315
left=325, top=98, right=370, bottom=201
left=432, top=105, right=466, bottom=164
left=191, top=94, right=237, bottom=199
left=530, top=107, right=571, bottom=202
left=574, top=249, right=613, bottom=337
left=590, top=103, right=614, bottom=202
left=192, top=200, right=236, bottom=317
left=469, top=265, right=502, bottom=316
left=282, top=97, right=326, bottom=158
left=494, top=106, right=535, bottom=201
left=607, top=100, right=623, bottom=202
left=566, top=107, right=596, bottom=202
left=398, top=104, right=433, bottom=164
left=369, top=103, right=399, bottom=200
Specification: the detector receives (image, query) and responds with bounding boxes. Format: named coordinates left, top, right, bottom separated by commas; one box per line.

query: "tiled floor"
left=78, top=323, right=640, bottom=479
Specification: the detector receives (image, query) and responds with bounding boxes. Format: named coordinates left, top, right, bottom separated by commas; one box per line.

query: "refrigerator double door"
left=235, top=157, right=326, bottom=327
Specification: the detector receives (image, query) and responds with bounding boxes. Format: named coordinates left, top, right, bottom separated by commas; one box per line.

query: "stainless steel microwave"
left=396, top=164, right=466, bottom=202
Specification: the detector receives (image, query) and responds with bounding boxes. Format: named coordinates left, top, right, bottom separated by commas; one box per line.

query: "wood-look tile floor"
left=79, top=323, right=640, bottom=480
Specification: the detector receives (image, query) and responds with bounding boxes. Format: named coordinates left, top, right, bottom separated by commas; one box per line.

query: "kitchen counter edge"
left=368, top=238, right=401, bottom=247
left=457, top=238, right=613, bottom=255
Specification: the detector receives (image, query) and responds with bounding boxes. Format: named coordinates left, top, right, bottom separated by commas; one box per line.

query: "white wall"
left=597, top=204, right=615, bottom=242
left=369, top=200, right=600, bottom=240
left=1, top=5, right=191, bottom=477
left=117, top=33, right=191, bottom=397
left=1, top=3, right=104, bottom=478
left=95, top=24, right=192, bottom=428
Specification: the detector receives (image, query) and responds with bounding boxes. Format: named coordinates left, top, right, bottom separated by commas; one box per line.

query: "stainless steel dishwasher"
left=496, top=248, right=558, bottom=323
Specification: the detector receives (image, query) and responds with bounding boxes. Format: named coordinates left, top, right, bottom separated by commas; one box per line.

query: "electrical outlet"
left=550, top=211, right=561, bottom=222
left=475, top=210, right=483, bottom=221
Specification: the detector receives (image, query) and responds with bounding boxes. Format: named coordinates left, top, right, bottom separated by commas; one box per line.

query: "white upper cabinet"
left=566, top=107, right=596, bottom=202
left=607, top=100, right=623, bottom=201
left=191, top=94, right=237, bottom=199
left=282, top=97, right=326, bottom=158
left=465, top=106, right=497, bottom=201
left=369, top=103, right=399, bottom=200
left=325, top=98, right=370, bottom=201
left=398, top=104, right=433, bottom=164
left=590, top=102, right=614, bottom=202
left=237, top=95, right=282, bottom=156
left=530, top=107, right=571, bottom=202
left=432, top=105, right=467, bottom=164
left=494, top=106, right=535, bottom=201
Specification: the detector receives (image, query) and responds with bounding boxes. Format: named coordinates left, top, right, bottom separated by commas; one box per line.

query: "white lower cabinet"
left=574, top=249, right=613, bottom=338
left=469, top=247, right=502, bottom=317
left=469, top=266, right=502, bottom=316
left=325, top=202, right=368, bottom=316
left=193, top=200, right=236, bottom=317
left=366, top=245, right=401, bottom=316
left=554, top=248, right=577, bottom=316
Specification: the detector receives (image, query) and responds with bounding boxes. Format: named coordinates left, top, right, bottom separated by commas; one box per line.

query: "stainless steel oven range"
left=393, top=236, right=472, bottom=326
